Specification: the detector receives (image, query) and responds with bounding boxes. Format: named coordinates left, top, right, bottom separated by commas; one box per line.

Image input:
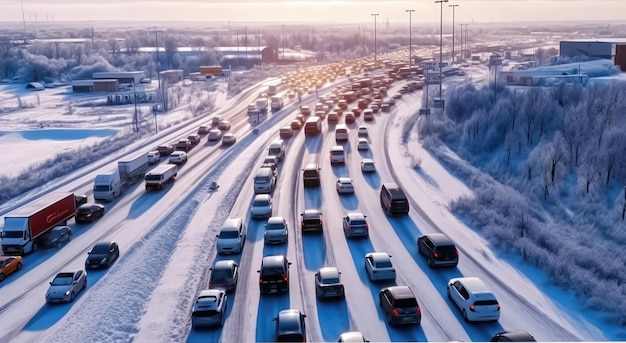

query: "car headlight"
left=65, top=290, right=71, bottom=296
left=100, top=257, right=107, bottom=264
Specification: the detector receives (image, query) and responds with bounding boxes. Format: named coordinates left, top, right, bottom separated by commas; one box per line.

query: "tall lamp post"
left=435, top=0, right=448, bottom=101
left=281, top=24, right=285, bottom=59
left=406, top=9, right=415, bottom=74
left=449, top=4, right=459, bottom=65
left=371, top=13, right=379, bottom=63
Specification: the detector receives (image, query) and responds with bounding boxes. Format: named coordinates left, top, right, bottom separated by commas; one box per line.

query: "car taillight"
left=417, top=306, right=421, bottom=314
left=282, top=274, right=288, bottom=281
left=319, top=220, right=323, bottom=226
left=433, top=252, right=440, bottom=258
left=388, top=202, right=392, bottom=208
left=469, top=305, right=476, bottom=312
left=455, top=249, right=459, bottom=256
left=497, top=303, right=501, bottom=311
left=259, top=278, right=263, bottom=283
left=301, top=221, right=304, bottom=227
left=365, top=224, right=369, bottom=231
left=392, top=308, right=399, bottom=316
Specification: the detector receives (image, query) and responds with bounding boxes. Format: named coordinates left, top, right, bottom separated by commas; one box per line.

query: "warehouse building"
left=92, top=71, right=145, bottom=85
left=560, top=39, right=626, bottom=71
left=159, top=69, right=183, bottom=84
left=72, top=79, right=119, bottom=93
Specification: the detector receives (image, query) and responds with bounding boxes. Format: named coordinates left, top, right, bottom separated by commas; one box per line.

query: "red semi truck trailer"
left=1, top=192, right=77, bottom=255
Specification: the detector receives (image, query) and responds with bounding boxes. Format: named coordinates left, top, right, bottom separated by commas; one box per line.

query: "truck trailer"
left=93, top=151, right=151, bottom=201
left=145, top=164, right=178, bottom=190
left=2, top=192, right=77, bottom=255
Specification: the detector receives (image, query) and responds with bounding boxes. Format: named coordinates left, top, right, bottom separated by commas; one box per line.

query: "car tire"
left=68, top=233, right=72, bottom=241
left=387, top=313, right=395, bottom=326
left=32, top=241, right=38, bottom=252
left=462, top=309, right=468, bottom=321
left=427, top=258, right=434, bottom=268
left=447, top=287, right=451, bottom=300
left=70, top=292, right=75, bottom=301
left=0, top=273, right=5, bottom=282
left=16, top=262, right=22, bottom=270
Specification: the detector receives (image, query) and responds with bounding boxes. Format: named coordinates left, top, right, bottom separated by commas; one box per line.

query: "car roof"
left=338, top=331, right=366, bottom=342
left=222, top=218, right=242, bottom=230
left=493, top=330, right=536, bottom=341
left=302, top=209, right=321, bottom=217
left=262, top=255, right=286, bottom=267
left=213, top=260, right=236, bottom=270
left=425, top=233, right=456, bottom=246
left=55, top=271, right=77, bottom=278
left=362, top=159, right=374, bottom=163
left=195, top=289, right=223, bottom=309
left=93, top=241, right=113, bottom=249
left=331, top=145, right=344, bottom=151
left=382, top=183, right=406, bottom=197
left=318, top=266, right=340, bottom=279
left=267, top=216, right=285, bottom=224
left=346, top=212, right=365, bottom=220
left=253, top=194, right=271, bottom=201
left=357, top=137, right=368, bottom=142
left=304, top=163, right=319, bottom=170
left=368, top=252, right=391, bottom=261
left=338, top=177, right=353, bottom=183
left=385, top=286, right=415, bottom=299
left=451, top=277, right=492, bottom=293
left=0, top=255, right=19, bottom=262
left=277, top=309, right=304, bottom=333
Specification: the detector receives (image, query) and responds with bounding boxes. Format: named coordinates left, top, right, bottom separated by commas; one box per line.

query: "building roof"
left=561, top=38, right=626, bottom=44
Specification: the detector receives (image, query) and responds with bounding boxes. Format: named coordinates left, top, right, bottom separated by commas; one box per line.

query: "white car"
left=46, top=270, right=87, bottom=303
left=218, top=120, right=231, bottom=131
left=208, top=129, right=222, bottom=141
left=169, top=151, right=187, bottom=164
left=251, top=194, right=272, bottom=219
left=146, top=150, right=160, bottom=164
left=357, top=126, right=368, bottom=137
left=337, top=331, right=368, bottom=342
left=447, top=277, right=500, bottom=322
left=264, top=216, right=288, bottom=245
left=357, top=138, right=369, bottom=151
left=216, top=218, right=246, bottom=255
left=360, top=159, right=376, bottom=173
left=211, top=116, right=222, bottom=126
left=364, top=252, right=396, bottom=282
left=222, top=133, right=236, bottom=146
left=330, top=145, right=345, bottom=165
left=336, top=178, right=355, bottom=194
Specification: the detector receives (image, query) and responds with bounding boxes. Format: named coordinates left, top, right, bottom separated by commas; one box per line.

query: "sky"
left=1, top=0, right=625, bottom=24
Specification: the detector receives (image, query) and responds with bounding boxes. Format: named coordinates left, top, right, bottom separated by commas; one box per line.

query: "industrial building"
left=159, top=69, right=183, bottom=84
left=92, top=71, right=145, bottom=85
left=72, top=79, right=119, bottom=93
left=559, top=39, right=626, bottom=71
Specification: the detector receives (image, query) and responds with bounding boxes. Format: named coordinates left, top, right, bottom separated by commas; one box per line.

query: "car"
left=314, top=266, right=344, bottom=299
left=75, top=203, right=105, bottom=223
left=360, top=159, right=376, bottom=173
left=490, top=330, right=537, bottom=342
left=357, top=126, right=368, bottom=137
left=379, top=286, right=421, bottom=326
left=364, top=252, right=396, bottom=282
left=330, top=145, right=345, bottom=165
left=300, top=209, right=323, bottom=233
left=290, top=120, right=302, bottom=130
left=192, top=289, right=228, bottom=328
left=417, top=233, right=459, bottom=268
left=46, top=270, right=87, bottom=303
left=381, top=103, right=390, bottom=112
left=274, top=309, right=306, bottom=342
left=169, top=151, right=188, bottom=164
left=337, top=331, right=369, bottom=342
left=327, top=112, right=339, bottom=125
left=302, top=163, right=321, bottom=188
left=207, top=129, right=222, bottom=141
left=363, top=109, right=374, bottom=122
left=251, top=194, right=272, bottom=219
left=197, top=125, right=210, bottom=135
left=85, top=241, right=120, bottom=269
left=357, top=137, right=369, bottom=151
left=211, top=116, right=222, bottom=126
left=336, top=177, right=355, bottom=194
left=218, top=119, right=231, bottom=131
left=156, top=144, right=175, bottom=156
left=257, top=255, right=291, bottom=294
left=279, top=126, right=293, bottom=139
left=40, top=225, right=72, bottom=248
left=208, top=260, right=239, bottom=293
left=392, top=92, right=402, bottom=99
left=0, top=255, right=23, bottom=282
left=74, top=194, right=88, bottom=207
left=221, top=133, right=236, bottom=146
left=216, top=218, right=246, bottom=254
left=351, top=107, right=362, bottom=116
left=447, top=277, right=501, bottom=322
left=264, top=216, right=288, bottom=244
left=146, top=150, right=160, bottom=164
left=342, top=212, right=369, bottom=238
left=380, top=183, right=410, bottom=216
left=345, top=113, right=356, bottom=124
left=176, top=139, right=193, bottom=151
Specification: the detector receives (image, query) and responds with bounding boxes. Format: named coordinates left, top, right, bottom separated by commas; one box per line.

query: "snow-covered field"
left=0, top=63, right=624, bottom=342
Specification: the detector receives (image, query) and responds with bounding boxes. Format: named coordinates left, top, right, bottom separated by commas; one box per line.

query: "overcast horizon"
left=0, top=0, right=625, bottom=24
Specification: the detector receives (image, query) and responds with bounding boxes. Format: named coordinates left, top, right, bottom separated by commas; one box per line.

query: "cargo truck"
left=93, top=151, right=151, bottom=201
left=145, top=164, right=178, bottom=190
left=270, top=96, right=284, bottom=111
left=2, top=192, right=77, bottom=255
left=268, top=84, right=278, bottom=96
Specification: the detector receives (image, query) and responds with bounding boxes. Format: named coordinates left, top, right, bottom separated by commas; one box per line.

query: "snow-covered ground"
left=0, top=62, right=624, bottom=342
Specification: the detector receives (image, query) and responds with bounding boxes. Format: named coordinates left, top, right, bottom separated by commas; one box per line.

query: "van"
left=254, top=167, right=276, bottom=194
left=304, top=117, right=322, bottom=136
left=335, top=125, right=349, bottom=143
left=380, top=183, right=409, bottom=216
left=267, top=139, right=285, bottom=161
left=302, top=163, right=321, bottom=187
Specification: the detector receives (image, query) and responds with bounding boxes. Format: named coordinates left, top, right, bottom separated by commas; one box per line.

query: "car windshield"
left=375, top=260, right=392, bottom=268
left=1, top=231, right=23, bottom=238
left=219, top=230, right=239, bottom=239
left=253, top=199, right=269, bottom=206
left=351, top=220, right=366, bottom=226
left=261, top=266, right=283, bottom=276
left=322, top=277, right=340, bottom=284
left=395, top=298, right=418, bottom=308
left=267, top=223, right=284, bottom=230
left=77, top=207, right=93, bottom=213
left=91, top=245, right=109, bottom=254
left=52, top=276, right=73, bottom=286
left=211, top=269, right=232, bottom=281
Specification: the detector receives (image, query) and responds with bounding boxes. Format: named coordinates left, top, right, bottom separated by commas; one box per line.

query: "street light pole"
left=435, top=0, right=448, bottom=100
left=281, top=24, right=285, bottom=59
left=406, top=9, right=415, bottom=74
left=449, top=4, right=459, bottom=65
left=371, top=13, right=379, bottom=63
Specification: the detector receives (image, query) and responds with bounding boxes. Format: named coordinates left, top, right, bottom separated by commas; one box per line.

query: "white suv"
left=447, top=277, right=500, bottom=322
left=169, top=151, right=187, bottom=164
left=330, top=145, right=345, bottom=165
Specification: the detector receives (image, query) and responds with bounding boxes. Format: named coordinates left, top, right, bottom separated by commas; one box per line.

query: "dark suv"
left=302, top=163, right=321, bottom=188
left=379, top=286, right=421, bottom=326
left=301, top=209, right=323, bottom=233
left=417, top=233, right=459, bottom=268
left=379, top=183, right=409, bottom=216
left=257, top=255, right=291, bottom=294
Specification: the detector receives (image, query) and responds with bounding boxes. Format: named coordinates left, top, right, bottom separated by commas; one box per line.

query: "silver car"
left=46, top=270, right=87, bottom=303
left=264, top=216, right=288, bottom=244
left=364, top=252, right=396, bottom=282
left=336, top=178, right=355, bottom=194
left=192, top=289, right=228, bottom=328
left=315, top=266, right=345, bottom=299
left=216, top=218, right=246, bottom=254
left=251, top=194, right=272, bottom=219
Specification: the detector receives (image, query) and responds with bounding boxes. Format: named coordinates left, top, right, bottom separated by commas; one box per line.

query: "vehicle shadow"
left=339, top=193, right=359, bottom=211
left=255, top=292, right=290, bottom=342
left=302, top=233, right=325, bottom=271
left=363, top=171, right=381, bottom=189
left=316, top=297, right=350, bottom=342
left=127, top=183, right=176, bottom=219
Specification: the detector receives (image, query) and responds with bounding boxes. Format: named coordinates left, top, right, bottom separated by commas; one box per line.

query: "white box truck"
left=270, top=96, right=284, bottom=111
left=145, top=164, right=178, bottom=191
left=93, top=151, right=151, bottom=201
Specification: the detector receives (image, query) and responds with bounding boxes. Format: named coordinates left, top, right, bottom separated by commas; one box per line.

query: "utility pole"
left=459, top=23, right=463, bottom=61
left=371, top=13, right=379, bottom=63
left=20, top=0, right=27, bottom=37
left=435, top=0, right=448, bottom=101
left=449, top=4, right=459, bottom=64
left=406, top=10, right=415, bottom=74
left=153, top=29, right=162, bottom=91
left=281, top=24, right=285, bottom=59
left=245, top=26, right=248, bottom=69
left=257, top=28, right=261, bottom=66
